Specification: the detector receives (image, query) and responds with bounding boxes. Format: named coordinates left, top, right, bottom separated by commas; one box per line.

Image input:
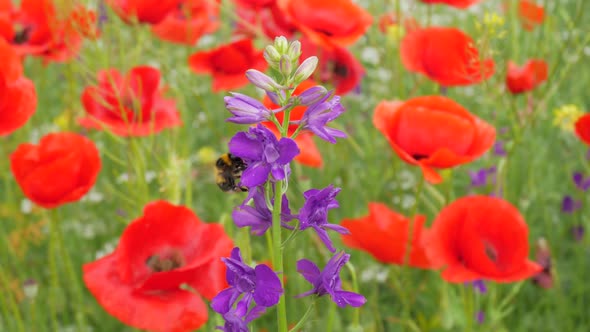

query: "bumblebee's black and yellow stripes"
left=215, top=153, right=248, bottom=192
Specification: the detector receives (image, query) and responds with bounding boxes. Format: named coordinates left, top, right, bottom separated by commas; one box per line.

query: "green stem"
left=0, top=272, right=25, bottom=332
left=400, top=174, right=425, bottom=330
left=289, top=301, right=316, bottom=332
left=345, top=263, right=362, bottom=327
left=271, top=181, right=288, bottom=332
left=461, top=285, right=475, bottom=332
left=51, top=209, right=87, bottom=332
left=48, top=214, right=62, bottom=331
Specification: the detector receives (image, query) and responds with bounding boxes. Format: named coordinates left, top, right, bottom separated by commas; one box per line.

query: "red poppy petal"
left=116, top=201, right=205, bottom=283
left=129, top=66, right=161, bottom=98
left=83, top=253, right=209, bottom=332
left=575, top=114, right=590, bottom=145
left=293, top=132, right=323, bottom=168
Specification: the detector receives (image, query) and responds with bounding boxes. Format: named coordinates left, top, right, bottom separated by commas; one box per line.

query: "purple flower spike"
left=493, top=140, right=506, bottom=157
left=571, top=225, right=585, bottom=242
left=225, top=93, right=273, bottom=125
left=561, top=195, right=582, bottom=214
left=296, top=251, right=366, bottom=308
left=472, top=280, right=487, bottom=294
left=216, top=299, right=266, bottom=332
left=476, top=311, right=485, bottom=324
left=299, top=94, right=346, bottom=144
left=469, top=167, right=497, bottom=187
left=299, top=185, right=349, bottom=252
left=572, top=172, right=590, bottom=191
left=229, top=125, right=300, bottom=187
left=232, top=186, right=294, bottom=236
left=211, top=247, right=283, bottom=315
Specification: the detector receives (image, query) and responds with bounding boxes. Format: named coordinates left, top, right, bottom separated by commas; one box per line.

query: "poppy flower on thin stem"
left=426, top=195, right=542, bottom=283
left=107, top=0, right=181, bottom=25
left=341, top=203, right=437, bottom=269
left=278, top=0, right=372, bottom=49
left=79, top=66, right=182, bottom=137
left=0, top=39, right=36, bottom=136
left=188, top=39, right=267, bottom=92
left=10, top=132, right=101, bottom=209
left=401, top=27, right=495, bottom=86
left=151, top=0, right=219, bottom=45
left=506, top=59, right=548, bottom=94
left=83, top=201, right=234, bottom=332
left=373, top=96, right=496, bottom=184
left=517, top=0, right=545, bottom=31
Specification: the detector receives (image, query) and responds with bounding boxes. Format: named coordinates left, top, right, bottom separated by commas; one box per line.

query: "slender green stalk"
left=47, top=215, right=61, bottom=332
left=272, top=180, right=288, bottom=332
left=461, top=285, right=474, bottom=332
left=0, top=271, right=25, bottom=332
left=345, top=263, right=362, bottom=327
left=289, top=301, right=316, bottom=332
left=51, top=209, right=87, bottom=332
left=400, top=174, right=425, bottom=331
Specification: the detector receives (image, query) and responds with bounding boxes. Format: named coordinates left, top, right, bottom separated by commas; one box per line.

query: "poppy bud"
left=292, top=56, right=318, bottom=85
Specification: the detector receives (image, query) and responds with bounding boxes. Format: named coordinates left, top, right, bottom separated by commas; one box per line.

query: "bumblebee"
left=215, top=153, right=248, bottom=192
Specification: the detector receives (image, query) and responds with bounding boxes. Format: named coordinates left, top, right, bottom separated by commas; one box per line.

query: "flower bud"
left=279, top=54, right=293, bottom=77
left=274, top=36, right=289, bottom=54
left=297, top=85, right=328, bottom=106
left=264, top=45, right=281, bottom=66
left=287, top=41, right=301, bottom=62
left=245, top=69, right=284, bottom=92
left=292, top=56, right=318, bottom=85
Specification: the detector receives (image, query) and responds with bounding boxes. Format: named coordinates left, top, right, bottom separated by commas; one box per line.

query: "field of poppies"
left=1, top=0, right=589, bottom=331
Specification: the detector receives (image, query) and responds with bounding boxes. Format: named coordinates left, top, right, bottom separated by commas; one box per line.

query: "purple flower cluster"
left=212, top=248, right=283, bottom=330
left=561, top=172, right=587, bottom=241
left=296, top=251, right=366, bottom=308
left=212, top=36, right=365, bottom=331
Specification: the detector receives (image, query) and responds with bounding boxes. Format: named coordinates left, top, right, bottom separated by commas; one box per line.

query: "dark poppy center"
left=333, top=62, right=348, bottom=78
left=412, top=154, right=429, bottom=160
left=13, top=25, right=31, bottom=44
left=483, top=241, right=497, bottom=262
left=145, top=250, right=185, bottom=272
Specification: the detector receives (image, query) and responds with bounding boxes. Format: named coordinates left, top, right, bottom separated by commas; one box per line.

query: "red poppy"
left=419, top=0, right=480, bottom=8
left=262, top=80, right=323, bottom=168
left=574, top=114, right=590, bottom=146
left=373, top=96, right=496, bottom=184
left=188, top=39, right=267, bottom=92
left=0, top=39, right=36, bottom=136
left=426, top=196, right=542, bottom=283
left=0, top=0, right=88, bottom=63
left=107, top=0, right=181, bottom=25
left=83, top=200, right=234, bottom=332
left=151, top=0, right=219, bottom=45
left=518, top=0, right=544, bottom=31
left=10, top=132, right=101, bottom=209
left=277, top=0, right=372, bottom=49
left=300, top=37, right=364, bottom=95
left=341, top=203, right=437, bottom=269
left=401, top=27, right=495, bottom=86
left=79, top=66, right=182, bottom=137
left=506, top=59, right=548, bottom=94
left=233, top=2, right=298, bottom=40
